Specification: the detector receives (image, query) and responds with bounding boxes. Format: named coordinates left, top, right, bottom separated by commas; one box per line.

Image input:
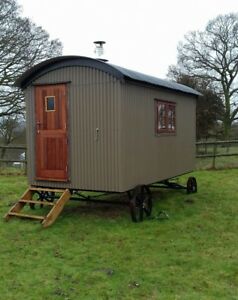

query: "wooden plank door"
left=35, top=84, right=68, bottom=181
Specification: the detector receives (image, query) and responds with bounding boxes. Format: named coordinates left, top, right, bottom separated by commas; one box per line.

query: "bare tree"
left=0, top=0, right=63, bottom=118
left=0, top=116, right=25, bottom=159
left=171, top=13, right=238, bottom=138
left=168, top=66, right=224, bottom=140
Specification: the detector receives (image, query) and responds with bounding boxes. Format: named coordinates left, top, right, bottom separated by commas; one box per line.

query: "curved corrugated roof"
left=15, top=55, right=201, bottom=96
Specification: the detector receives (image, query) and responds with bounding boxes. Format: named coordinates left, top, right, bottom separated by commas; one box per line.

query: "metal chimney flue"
left=94, top=41, right=108, bottom=62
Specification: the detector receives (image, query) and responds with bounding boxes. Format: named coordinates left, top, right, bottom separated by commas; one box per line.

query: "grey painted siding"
left=26, top=66, right=122, bottom=191
left=120, top=83, right=196, bottom=191
left=25, top=65, right=196, bottom=193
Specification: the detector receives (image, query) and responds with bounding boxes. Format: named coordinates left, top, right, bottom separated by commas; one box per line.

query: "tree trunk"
left=223, top=117, right=232, bottom=140
left=1, top=147, right=6, bottom=159
left=223, top=90, right=232, bottom=140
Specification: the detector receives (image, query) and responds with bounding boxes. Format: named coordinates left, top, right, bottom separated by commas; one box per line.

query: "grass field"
left=0, top=170, right=238, bottom=299
left=196, top=156, right=238, bottom=170
left=196, top=144, right=238, bottom=170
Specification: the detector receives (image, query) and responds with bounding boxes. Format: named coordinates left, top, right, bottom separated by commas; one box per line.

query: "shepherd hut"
left=5, top=56, right=200, bottom=226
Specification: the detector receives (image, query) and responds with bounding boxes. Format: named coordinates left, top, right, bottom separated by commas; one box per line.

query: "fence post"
left=212, top=142, right=217, bottom=169
left=24, top=148, right=27, bottom=175
left=0, top=145, right=27, bottom=174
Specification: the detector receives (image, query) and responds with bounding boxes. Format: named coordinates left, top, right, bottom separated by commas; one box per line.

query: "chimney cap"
left=94, top=41, right=106, bottom=46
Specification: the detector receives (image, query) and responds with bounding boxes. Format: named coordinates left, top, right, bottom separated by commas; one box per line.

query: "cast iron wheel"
left=187, top=177, right=197, bottom=194
left=129, top=185, right=152, bottom=222
left=30, top=191, right=55, bottom=209
left=141, top=185, right=152, bottom=217
left=129, top=195, right=143, bottom=222
left=41, top=191, right=55, bottom=202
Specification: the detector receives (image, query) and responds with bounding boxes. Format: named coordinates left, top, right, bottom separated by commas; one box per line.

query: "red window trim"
left=155, top=99, right=176, bottom=134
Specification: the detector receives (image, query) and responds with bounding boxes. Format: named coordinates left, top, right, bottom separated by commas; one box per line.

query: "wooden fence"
left=0, top=141, right=238, bottom=173
left=196, top=140, right=238, bottom=169
left=0, top=145, right=27, bottom=173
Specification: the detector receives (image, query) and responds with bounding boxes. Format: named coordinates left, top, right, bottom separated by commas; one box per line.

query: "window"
left=155, top=100, right=176, bottom=134
left=45, top=96, right=55, bottom=112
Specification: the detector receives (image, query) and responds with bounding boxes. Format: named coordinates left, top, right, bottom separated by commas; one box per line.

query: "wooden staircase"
left=4, top=187, right=71, bottom=228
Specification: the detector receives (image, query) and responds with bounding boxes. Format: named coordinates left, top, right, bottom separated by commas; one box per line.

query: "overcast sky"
left=18, top=0, right=238, bottom=78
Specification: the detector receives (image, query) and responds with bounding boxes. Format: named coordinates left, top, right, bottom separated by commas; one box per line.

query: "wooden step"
left=8, top=212, right=44, bottom=221
left=19, top=199, right=55, bottom=206
left=29, top=187, right=66, bottom=193
left=5, top=187, right=71, bottom=227
left=42, top=189, right=71, bottom=228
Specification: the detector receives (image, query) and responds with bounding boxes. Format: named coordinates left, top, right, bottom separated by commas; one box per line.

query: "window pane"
left=168, top=105, right=176, bottom=131
left=45, top=96, right=55, bottom=111
left=155, top=100, right=176, bottom=134
left=158, top=103, right=166, bottom=129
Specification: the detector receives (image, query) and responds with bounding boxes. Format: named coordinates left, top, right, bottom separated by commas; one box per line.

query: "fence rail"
left=0, top=141, right=238, bottom=172
left=196, top=140, right=238, bottom=169
left=196, top=140, right=238, bottom=146
left=0, top=145, right=26, bottom=150
left=0, top=144, right=27, bottom=173
left=0, top=145, right=27, bottom=163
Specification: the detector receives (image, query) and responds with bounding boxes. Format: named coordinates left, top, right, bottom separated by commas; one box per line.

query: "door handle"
left=36, top=121, right=42, bottom=133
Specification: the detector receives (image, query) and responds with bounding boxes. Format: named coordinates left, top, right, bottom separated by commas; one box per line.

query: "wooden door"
left=35, top=84, right=68, bottom=181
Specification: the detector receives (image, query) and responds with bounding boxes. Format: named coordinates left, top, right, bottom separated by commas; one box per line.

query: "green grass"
left=196, top=156, right=238, bottom=170
left=1, top=170, right=238, bottom=299
left=196, top=144, right=238, bottom=169
left=0, top=166, right=26, bottom=176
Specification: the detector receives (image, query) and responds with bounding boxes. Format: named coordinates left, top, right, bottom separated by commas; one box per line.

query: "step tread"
left=8, top=212, right=45, bottom=220
left=30, top=187, right=66, bottom=193
left=19, top=199, right=55, bottom=206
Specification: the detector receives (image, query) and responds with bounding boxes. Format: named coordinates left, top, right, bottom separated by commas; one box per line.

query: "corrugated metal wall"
left=120, top=83, right=196, bottom=191
left=25, top=65, right=196, bottom=193
left=25, top=67, right=122, bottom=191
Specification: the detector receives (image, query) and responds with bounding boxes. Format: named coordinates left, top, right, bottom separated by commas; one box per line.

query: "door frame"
left=34, top=83, right=69, bottom=182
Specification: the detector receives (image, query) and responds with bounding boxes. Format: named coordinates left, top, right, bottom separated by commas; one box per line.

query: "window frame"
left=45, top=96, right=56, bottom=112
left=155, top=99, right=176, bottom=135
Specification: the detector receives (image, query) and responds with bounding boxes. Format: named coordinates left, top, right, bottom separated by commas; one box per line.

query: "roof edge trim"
left=15, top=55, right=201, bottom=97
left=15, top=56, right=124, bottom=89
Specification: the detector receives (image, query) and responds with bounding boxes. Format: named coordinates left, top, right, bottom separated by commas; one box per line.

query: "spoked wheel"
left=129, top=185, right=152, bottom=222
left=40, top=191, right=55, bottom=202
left=30, top=191, right=55, bottom=209
left=187, top=177, right=197, bottom=194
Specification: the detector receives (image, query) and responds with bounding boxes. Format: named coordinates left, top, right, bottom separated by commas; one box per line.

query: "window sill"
left=155, top=132, right=177, bottom=137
